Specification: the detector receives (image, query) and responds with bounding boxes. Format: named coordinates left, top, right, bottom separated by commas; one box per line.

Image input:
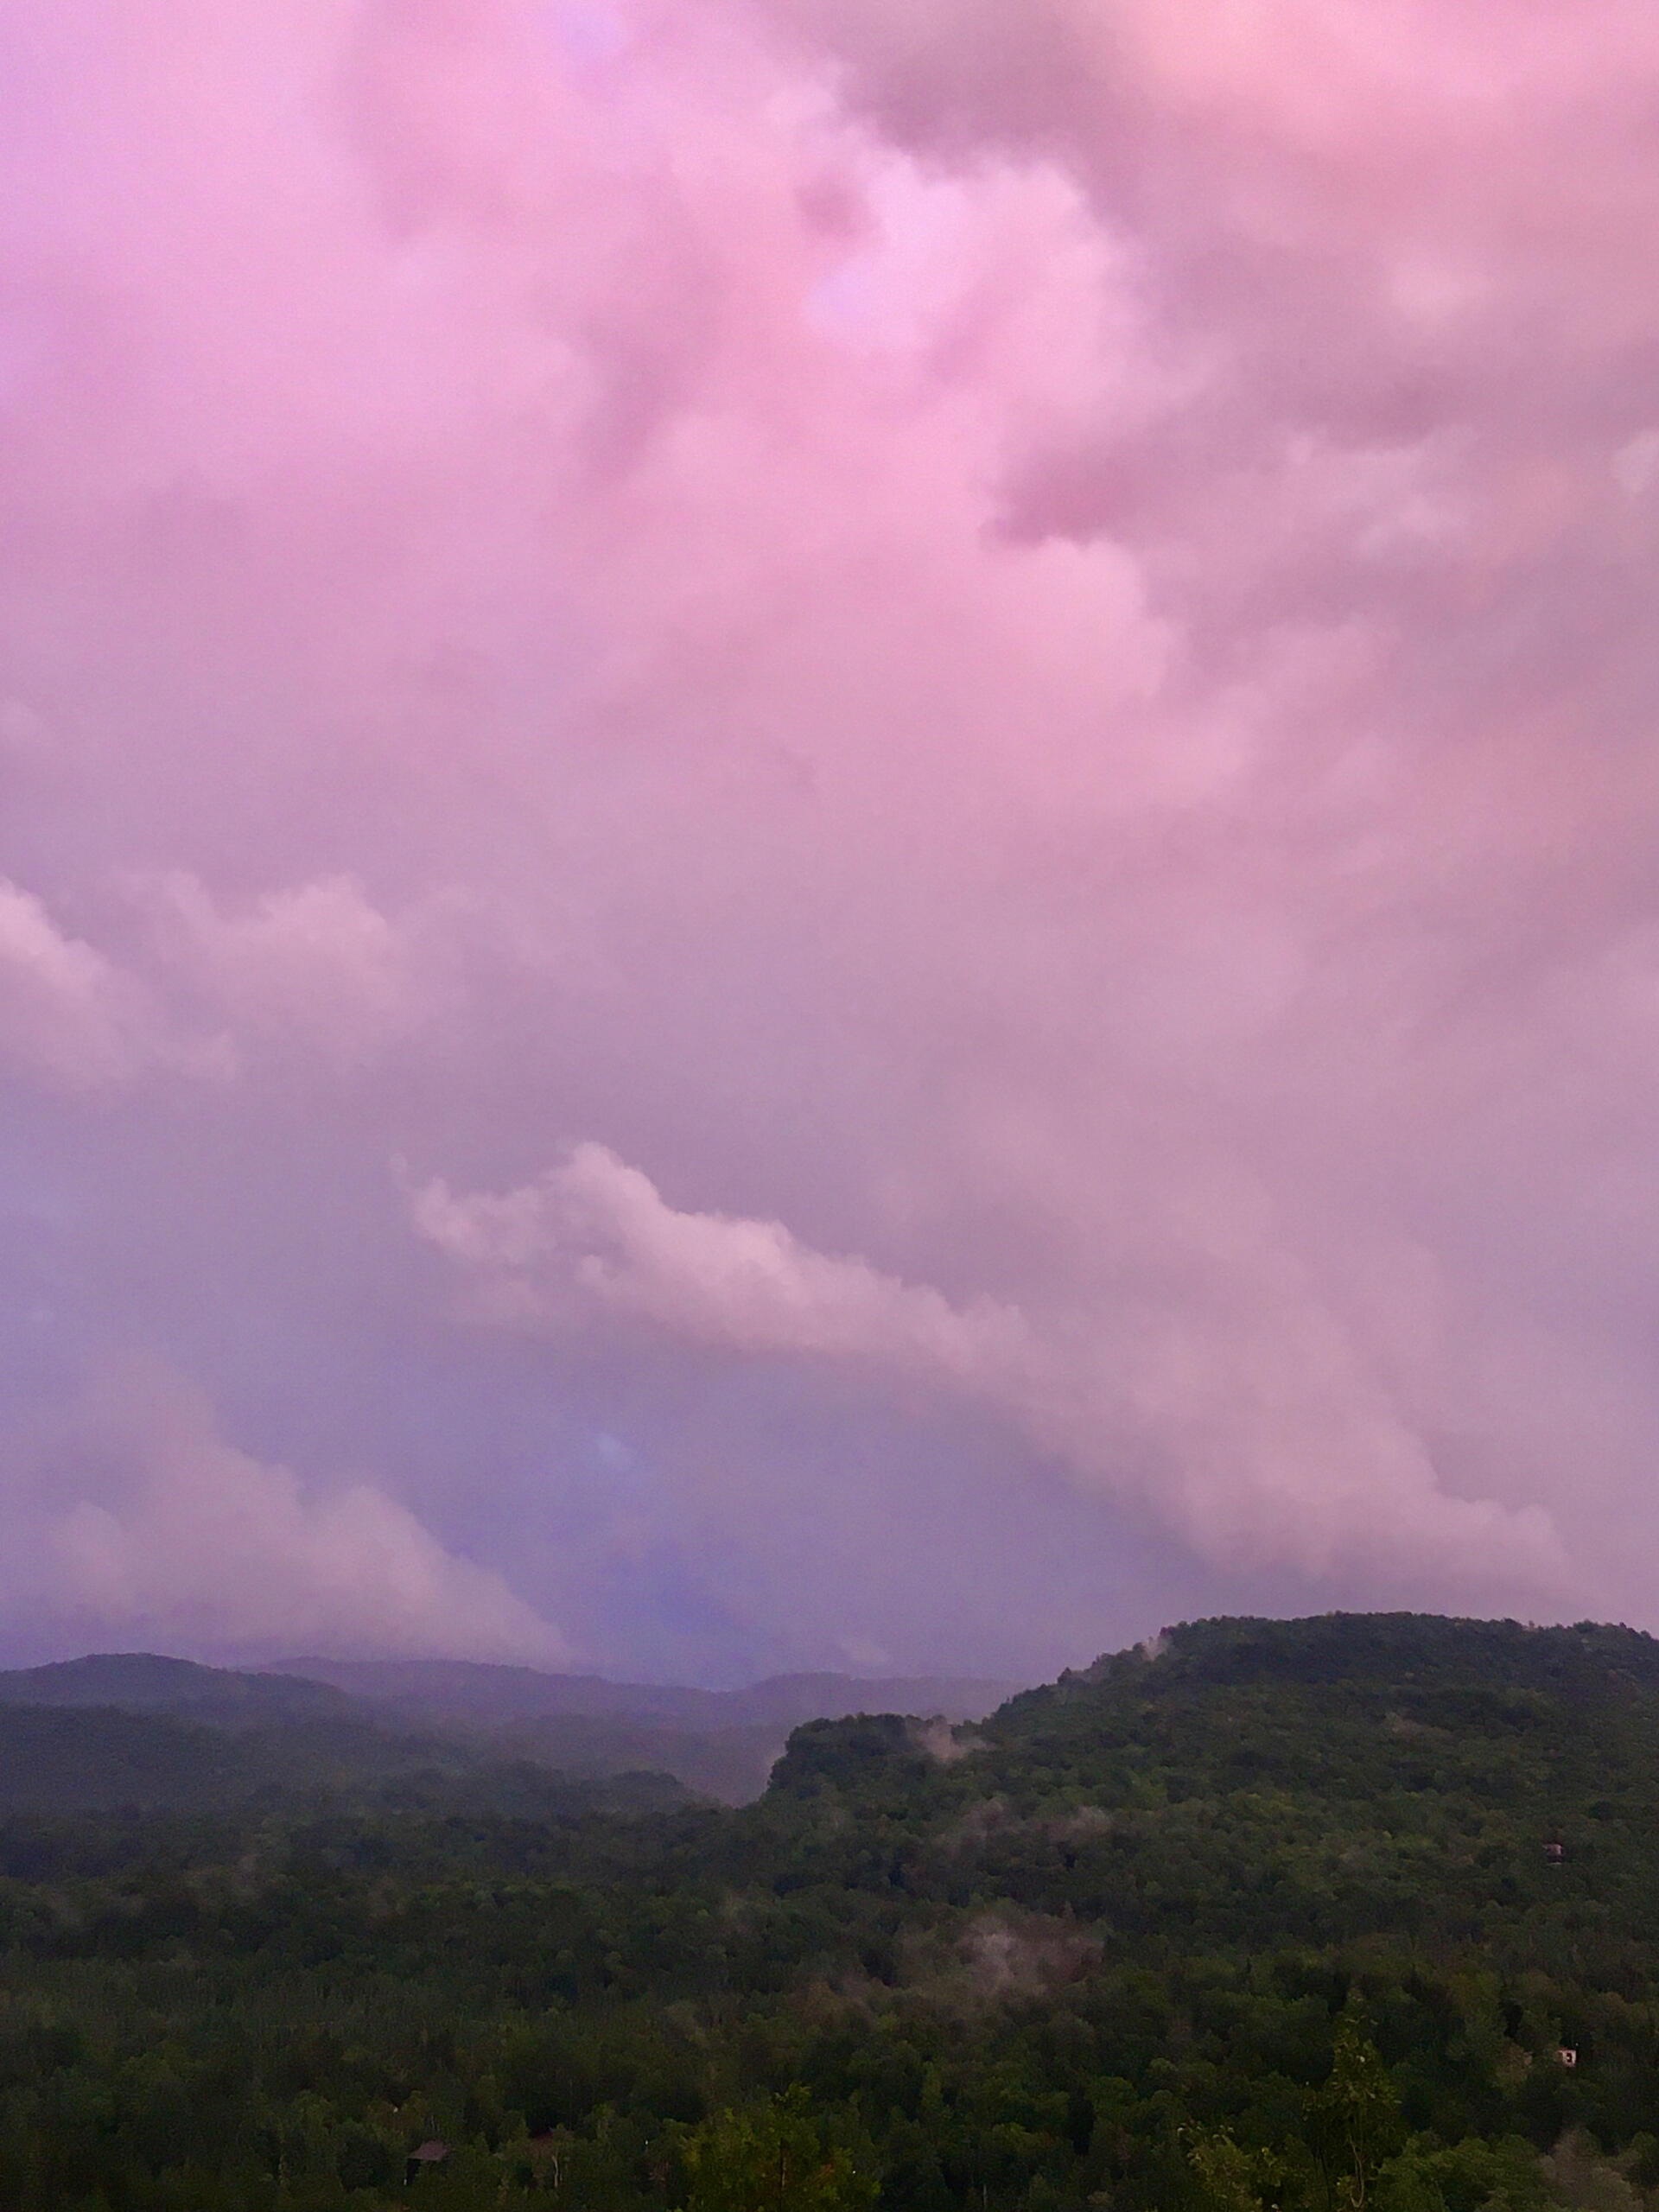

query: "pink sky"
left=2, top=0, right=1657, bottom=1679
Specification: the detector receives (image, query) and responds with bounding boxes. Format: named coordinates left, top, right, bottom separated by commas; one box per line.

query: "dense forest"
left=3, top=1613, right=1659, bottom=2212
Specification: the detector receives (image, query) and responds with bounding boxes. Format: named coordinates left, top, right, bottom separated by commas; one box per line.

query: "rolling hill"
left=0, top=1649, right=1022, bottom=1808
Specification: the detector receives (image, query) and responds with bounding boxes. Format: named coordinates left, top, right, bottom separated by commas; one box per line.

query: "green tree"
left=683, top=2090, right=877, bottom=2212
left=1187, top=2126, right=1287, bottom=2212
left=1311, top=2018, right=1402, bottom=2212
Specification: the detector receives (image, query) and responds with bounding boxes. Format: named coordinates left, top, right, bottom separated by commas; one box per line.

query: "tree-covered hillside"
left=4, top=1614, right=1659, bottom=2212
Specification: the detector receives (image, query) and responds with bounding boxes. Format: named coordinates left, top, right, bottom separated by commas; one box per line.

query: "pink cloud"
left=415, top=1142, right=1032, bottom=1372
left=0, top=868, right=440, bottom=1089
left=416, top=1147, right=1570, bottom=1599
left=3, top=1365, right=569, bottom=1665
left=0, top=879, right=160, bottom=1089
left=143, top=871, right=442, bottom=1062
left=2, top=0, right=1658, bottom=1666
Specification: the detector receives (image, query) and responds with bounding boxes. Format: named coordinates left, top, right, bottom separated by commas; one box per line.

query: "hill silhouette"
left=0, top=1649, right=1021, bottom=1810
left=0, top=1652, right=354, bottom=1724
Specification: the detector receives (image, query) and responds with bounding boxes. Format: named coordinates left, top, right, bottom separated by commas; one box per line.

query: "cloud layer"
left=2, top=0, right=1657, bottom=1670
left=415, top=1147, right=1567, bottom=1597
left=2, top=1366, right=567, bottom=1663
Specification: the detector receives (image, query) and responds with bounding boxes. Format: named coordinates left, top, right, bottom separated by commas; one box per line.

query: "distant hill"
left=0, top=1652, right=357, bottom=1726
left=0, top=1649, right=1025, bottom=1810
left=271, top=1659, right=1023, bottom=1801
left=485, top=1713, right=798, bottom=1803
left=278, top=1656, right=1024, bottom=1731
left=0, top=1653, right=692, bottom=1816
left=0, top=1702, right=251, bottom=1812
left=0, top=1694, right=687, bottom=1818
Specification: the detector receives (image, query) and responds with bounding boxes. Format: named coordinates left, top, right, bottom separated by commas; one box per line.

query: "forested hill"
left=0, top=1652, right=356, bottom=1721
left=766, top=1610, right=1659, bottom=1968
left=6, top=1612, right=1659, bottom=2212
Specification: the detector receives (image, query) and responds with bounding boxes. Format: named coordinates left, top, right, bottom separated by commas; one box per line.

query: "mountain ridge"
left=0, top=1647, right=1027, bottom=1808
left=276, top=1655, right=1024, bottom=1731
left=0, top=1652, right=359, bottom=1725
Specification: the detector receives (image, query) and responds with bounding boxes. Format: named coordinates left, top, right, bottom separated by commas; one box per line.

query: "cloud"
left=2, top=0, right=1658, bottom=1671
left=0, top=870, right=437, bottom=1091
left=1, top=1364, right=568, bottom=1665
left=413, top=1141, right=1030, bottom=1371
left=414, top=1147, right=1570, bottom=1599
left=0, top=879, right=163, bottom=1090
left=143, top=871, right=442, bottom=1063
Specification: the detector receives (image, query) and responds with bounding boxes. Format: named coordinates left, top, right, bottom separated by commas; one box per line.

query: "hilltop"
left=0, top=1651, right=354, bottom=1723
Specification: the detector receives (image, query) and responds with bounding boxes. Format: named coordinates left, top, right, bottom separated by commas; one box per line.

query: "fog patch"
left=910, top=1716, right=984, bottom=1763
left=959, top=1910, right=1099, bottom=1999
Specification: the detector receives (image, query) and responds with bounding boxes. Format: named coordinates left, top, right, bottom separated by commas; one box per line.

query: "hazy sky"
left=3, top=0, right=1658, bottom=1683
